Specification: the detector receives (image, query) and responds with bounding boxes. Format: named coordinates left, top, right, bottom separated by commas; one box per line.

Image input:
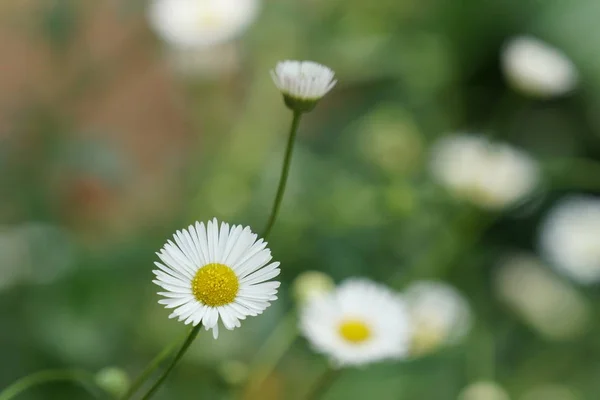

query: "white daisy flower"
left=430, top=134, right=539, bottom=210
left=147, top=0, right=260, bottom=50
left=404, top=281, right=471, bottom=356
left=539, top=196, right=600, bottom=284
left=300, top=278, right=411, bottom=367
left=501, top=36, right=578, bottom=98
left=152, top=218, right=280, bottom=339
left=270, top=61, right=336, bottom=112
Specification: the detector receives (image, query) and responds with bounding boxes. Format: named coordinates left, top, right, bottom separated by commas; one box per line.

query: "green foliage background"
left=1, top=0, right=600, bottom=399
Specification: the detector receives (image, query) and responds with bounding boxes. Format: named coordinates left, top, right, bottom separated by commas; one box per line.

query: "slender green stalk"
left=244, top=311, right=298, bottom=394
left=120, top=330, right=189, bottom=399
left=304, top=367, right=342, bottom=400
left=0, top=369, right=104, bottom=400
left=138, top=325, right=202, bottom=400
left=262, top=111, right=303, bottom=239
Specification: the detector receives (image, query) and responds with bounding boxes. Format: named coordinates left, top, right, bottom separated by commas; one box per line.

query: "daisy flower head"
left=501, top=36, right=578, bottom=98
left=539, top=196, right=600, bottom=284
left=153, top=219, right=280, bottom=339
left=430, top=134, right=539, bottom=210
left=148, top=0, right=260, bottom=50
left=270, top=60, right=336, bottom=112
left=404, top=281, right=471, bottom=356
left=300, top=278, right=411, bottom=367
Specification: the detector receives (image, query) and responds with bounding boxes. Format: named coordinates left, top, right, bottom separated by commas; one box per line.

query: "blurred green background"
left=1, top=0, right=600, bottom=399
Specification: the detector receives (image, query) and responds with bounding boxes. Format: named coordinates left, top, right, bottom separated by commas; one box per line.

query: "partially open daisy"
left=300, top=278, right=411, bottom=367
left=271, top=60, right=336, bottom=112
left=153, top=219, right=280, bottom=339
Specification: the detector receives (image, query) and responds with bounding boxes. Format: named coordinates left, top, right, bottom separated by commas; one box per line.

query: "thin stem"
left=138, top=325, right=202, bottom=400
left=120, top=330, right=189, bottom=399
left=243, top=311, right=298, bottom=394
left=0, top=369, right=104, bottom=400
left=262, top=110, right=303, bottom=239
left=304, top=367, right=342, bottom=400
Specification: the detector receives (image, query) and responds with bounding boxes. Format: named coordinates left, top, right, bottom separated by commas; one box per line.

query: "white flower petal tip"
left=430, top=134, right=539, bottom=210
left=501, top=36, right=578, bottom=98
left=152, top=219, right=280, bottom=339
left=539, top=196, right=600, bottom=284
left=270, top=60, right=337, bottom=112
left=299, top=278, right=411, bottom=367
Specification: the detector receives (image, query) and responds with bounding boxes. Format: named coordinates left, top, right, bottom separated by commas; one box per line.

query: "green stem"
left=262, top=111, right=303, bottom=239
left=120, top=331, right=189, bottom=399
left=304, top=367, right=341, bottom=400
left=243, top=311, right=298, bottom=394
left=138, top=325, right=202, bottom=400
left=0, top=369, right=104, bottom=400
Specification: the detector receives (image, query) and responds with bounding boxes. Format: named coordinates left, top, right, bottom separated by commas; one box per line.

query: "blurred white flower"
left=494, top=254, right=590, bottom=340
left=539, top=196, right=600, bottom=284
left=501, top=36, right=578, bottom=98
left=430, top=134, right=539, bottom=210
left=300, top=278, right=411, bottom=367
left=292, top=270, right=335, bottom=305
left=147, top=0, right=260, bottom=50
left=271, top=61, right=336, bottom=111
left=153, top=218, right=280, bottom=339
left=404, top=281, right=471, bottom=355
left=458, top=381, right=511, bottom=400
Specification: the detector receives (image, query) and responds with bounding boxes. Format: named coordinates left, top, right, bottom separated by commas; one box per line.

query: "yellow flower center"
left=192, top=263, right=239, bottom=307
left=338, top=319, right=371, bottom=344
left=199, top=12, right=222, bottom=28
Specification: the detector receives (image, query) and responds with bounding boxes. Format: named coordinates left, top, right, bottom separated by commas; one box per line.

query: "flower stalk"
left=263, top=110, right=302, bottom=238
left=137, top=325, right=202, bottom=400
left=0, top=369, right=105, bottom=400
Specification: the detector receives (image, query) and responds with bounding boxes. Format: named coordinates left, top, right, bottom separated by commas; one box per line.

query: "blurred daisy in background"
left=501, top=36, right=578, bottom=99
left=292, top=270, right=335, bottom=305
left=539, top=196, right=600, bottom=284
left=147, top=0, right=261, bottom=77
left=153, top=219, right=280, bottom=339
left=300, top=278, right=411, bottom=367
left=430, top=134, right=539, bottom=210
left=458, top=381, right=511, bottom=400
left=404, top=281, right=471, bottom=356
left=494, top=254, right=590, bottom=341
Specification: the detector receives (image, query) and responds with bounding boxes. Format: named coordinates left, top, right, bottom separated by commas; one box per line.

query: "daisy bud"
left=270, top=60, right=337, bottom=113
left=292, top=271, right=335, bottom=305
left=95, top=367, right=130, bottom=398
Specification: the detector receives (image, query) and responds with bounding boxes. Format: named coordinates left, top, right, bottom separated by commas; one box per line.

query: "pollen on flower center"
left=338, top=319, right=371, bottom=344
left=192, top=263, right=239, bottom=307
